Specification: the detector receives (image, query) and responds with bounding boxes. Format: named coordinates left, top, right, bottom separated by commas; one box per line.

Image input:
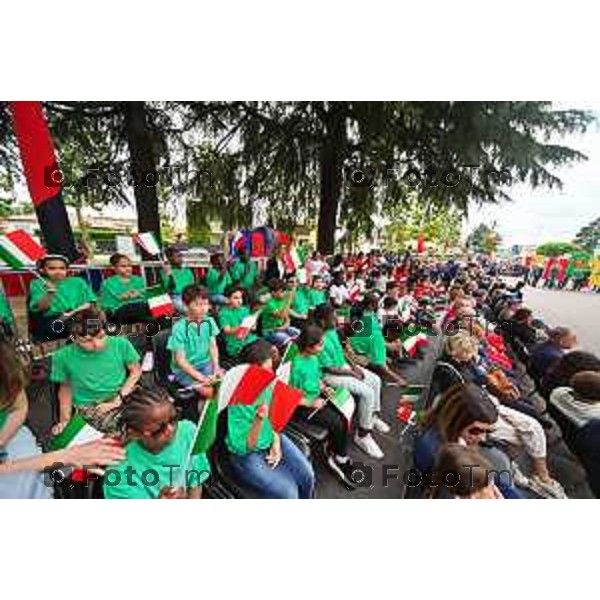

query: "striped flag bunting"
left=146, top=284, right=175, bottom=318
left=0, top=229, right=46, bottom=269
left=134, top=232, right=162, bottom=257
left=48, top=414, right=104, bottom=451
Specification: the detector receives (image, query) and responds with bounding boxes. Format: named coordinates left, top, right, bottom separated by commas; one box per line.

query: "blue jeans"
left=265, top=327, right=301, bottom=346
left=229, top=434, right=315, bottom=499
left=173, top=361, right=214, bottom=387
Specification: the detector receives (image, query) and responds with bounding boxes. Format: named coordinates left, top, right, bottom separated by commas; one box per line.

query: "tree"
left=536, top=241, right=579, bottom=257
left=573, top=216, right=600, bottom=253
left=467, top=223, right=502, bottom=255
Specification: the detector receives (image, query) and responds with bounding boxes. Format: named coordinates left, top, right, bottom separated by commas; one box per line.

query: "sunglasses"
left=147, top=409, right=180, bottom=438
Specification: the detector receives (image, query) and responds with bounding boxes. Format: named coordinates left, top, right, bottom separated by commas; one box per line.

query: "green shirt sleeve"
left=50, top=347, right=69, bottom=383
left=28, top=278, right=48, bottom=313
left=119, top=337, right=141, bottom=365
left=0, top=291, right=14, bottom=325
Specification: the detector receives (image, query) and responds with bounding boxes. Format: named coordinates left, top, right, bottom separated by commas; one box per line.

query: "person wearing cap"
left=29, top=255, right=96, bottom=341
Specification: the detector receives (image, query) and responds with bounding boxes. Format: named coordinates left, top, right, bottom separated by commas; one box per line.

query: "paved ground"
left=523, top=286, right=600, bottom=356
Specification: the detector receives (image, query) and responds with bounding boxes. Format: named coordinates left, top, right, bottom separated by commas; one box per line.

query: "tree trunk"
left=317, top=103, right=345, bottom=255
left=123, top=101, right=161, bottom=244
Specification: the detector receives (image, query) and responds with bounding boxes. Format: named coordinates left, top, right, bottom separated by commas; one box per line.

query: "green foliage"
left=536, top=241, right=580, bottom=257
left=467, top=223, right=502, bottom=255
left=573, top=216, right=600, bottom=253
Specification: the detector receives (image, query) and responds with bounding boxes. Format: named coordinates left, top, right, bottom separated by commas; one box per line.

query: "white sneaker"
left=372, top=416, right=391, bottom=434
left=528, top=476, right=568, bottom=499
left=354, top=433, right=384, bottom=459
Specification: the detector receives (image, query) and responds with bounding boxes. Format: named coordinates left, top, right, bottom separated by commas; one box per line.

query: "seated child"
left=218, top=285, right=258, bottom=358
left=261, top=279, right=300, bottom=347
left=226, top=340, right=315, bottom=498
left=161, top=246, right=195, bottom=314
left=349, top=294, right=407, bottom=386
left=307, top=274, right=328, bottom=310
left=0, top=340, right=51, bottom=499
left=229, top=248, right=258, bottom=294
left=51, top=308, right=142, bottom=434
left=287, top=273, right=310, bottom=328
left=313, top=304, right=389, bottom=459
left=100, top=253, right=151, bottom=324
left=205, top=252, right=233, bottom=306
left=290, top=325, right=357, bottom=488
left=103, top=386, right=210, bottom=499
left=167, top=284, right=225, bottom=391
left=329, top=273, right=349, bottom=308
left=29, top=255, right=96, bottom=341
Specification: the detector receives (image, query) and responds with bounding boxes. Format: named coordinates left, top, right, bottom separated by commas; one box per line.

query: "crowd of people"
left=1, top=242, right=599, bottom=499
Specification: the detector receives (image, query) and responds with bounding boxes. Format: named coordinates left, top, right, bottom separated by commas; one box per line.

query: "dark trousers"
left=106, top=302, right=153, bottom=325
left=295, top=404, right=349, bottom=456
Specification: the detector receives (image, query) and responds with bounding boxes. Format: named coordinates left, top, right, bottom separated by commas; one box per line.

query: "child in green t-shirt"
left=29, top=255, right=96, bottom=341
left=205, top=252, right=232, bottom=306
left=229, top=248, right=258, bottom=293
left=218, top=285, right=258, bottom=358
left=285, top=273, right=310, bottom=328
left=161, top=247, right=196, bottom=314
left=313, top=303, right=389, bottom=459
left=261, top=279, right=300, bottom=347
left=226, top=339, right=315, bottom=498
left=50, top=308, right=142, bottom=435
left=290, top=325, right=357, bottom=489
left=103, top=386, right=210, bottom=499
left=100, top=253, right=151, bottom=323
left=167, top=284, right=224, bottom=391
left=307, top=274, right=328, bottom=310
left=349, top=294, right=407, bottom=387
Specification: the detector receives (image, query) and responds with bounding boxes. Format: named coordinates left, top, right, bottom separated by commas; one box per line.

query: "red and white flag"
left=217, top=364, right=276, bottom=412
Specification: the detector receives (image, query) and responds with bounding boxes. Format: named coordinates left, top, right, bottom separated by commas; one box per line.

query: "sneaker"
left=354, top=433, right=384, bottom=459
left=372, top=416, right=391, bottom=434
left=326, top=455, right=357, bottom=490
left=528, top=476, right=568, bottom=499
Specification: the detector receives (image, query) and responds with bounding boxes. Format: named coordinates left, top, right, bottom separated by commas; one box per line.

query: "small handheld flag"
left=48, top=414, right=104, bottom=451
left=135, top=232, right=162, bottom=258
left=0, top=229, right=46, bottom=269
left=235, top=312, right=260, bottom=339
left=268, top=380, right=304, bottom=432
left=217, top=364, right=276, bottom=412
left=146, top=284, right=175, bottom=318
left=325, top=387, right=355, bottom=424
left=191, top=399, right=219, bottom=455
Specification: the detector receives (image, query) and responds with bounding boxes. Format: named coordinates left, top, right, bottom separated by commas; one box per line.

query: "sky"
left=465, top=101, right=600, bottom=248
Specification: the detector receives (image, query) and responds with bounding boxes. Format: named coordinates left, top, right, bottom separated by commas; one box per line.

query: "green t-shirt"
left=100, top=275, right=147, bottom=313
left=229, top=260, right=258, bottom=290
left=218, top=305, right=258, bottom=357
left=307, top=288, right=327, bottom=309
left=50, top=336, right=140, bottom=406
left=103, top=420, right=210, bottom=499
left=205, top=268, right=233, bottom=295
left=226, top=386, right=275, bottom=454
left=349, top=311, right=387, bottom=366
left=29, top=276, right=96, bottom=316
left=290, top=354, right=322, bottom=406
left=291, top=287, right=310, bottom=317
left=0, top=291, right=14, bottom=325
left=167, top=316, right=220, bottom=374
left=161, top=267, right=195, bottom=295
left=0, top=408, right=7, bottom=432
left=319, top=328, right=348, bottom=369
left=261, top=296, right=288, bottom=332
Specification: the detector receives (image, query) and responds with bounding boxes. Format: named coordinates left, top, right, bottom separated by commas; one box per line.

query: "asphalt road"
left=523, top=286, right=600, bottom=356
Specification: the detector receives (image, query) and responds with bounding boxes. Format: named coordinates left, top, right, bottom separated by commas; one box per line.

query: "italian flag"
left=135, top=232, right=162, bottom=257
left=48, top=414, right=104, bottom=451
left=147, top=285, right=175, bottom=318
left=326, top=387, right=355, bottom=425
left=401, top=328, right=429, bottom=357
left=191, top=399, right=219, bottom=455
left=0, top=229, right=46, bottom=269
left=217, top=363, right=276, bottom=412
left=268, top=379, right=304, bottom=433
left=235, top=312, right=260, bottom=339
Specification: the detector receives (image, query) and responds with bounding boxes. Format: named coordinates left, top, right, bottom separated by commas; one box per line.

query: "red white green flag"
left=146, top=285, right=175, bottom=318
left=0, top=229, right=46, bottom=269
